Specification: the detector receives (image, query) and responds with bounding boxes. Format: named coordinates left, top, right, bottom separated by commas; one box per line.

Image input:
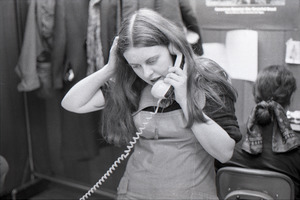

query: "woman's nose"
left=143, top=66, right=153, bottom=78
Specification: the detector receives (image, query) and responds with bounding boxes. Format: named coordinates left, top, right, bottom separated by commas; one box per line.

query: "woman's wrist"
left=179, top=99, right=189, bottom=121
left=97, top=64, right=115, bottom=82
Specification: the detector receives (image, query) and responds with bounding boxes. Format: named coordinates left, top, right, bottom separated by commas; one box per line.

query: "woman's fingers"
left=164, top=66, right=187, bottom=106
left=168, top=66, right=184, bottom=74
left=165, top=67, right=186, bottom=82
left=110, top=36, right=119, bottom=53
left=108, top=36, right=119, bottom=68
left=165, top=73, right=181, bottom=82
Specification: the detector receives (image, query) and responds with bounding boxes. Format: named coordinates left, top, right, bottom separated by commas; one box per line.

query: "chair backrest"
left=216, top=167, right=295, bottom=200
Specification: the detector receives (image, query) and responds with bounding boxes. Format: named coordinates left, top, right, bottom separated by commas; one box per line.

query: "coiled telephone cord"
left=79, top=99, right=162, bottom=200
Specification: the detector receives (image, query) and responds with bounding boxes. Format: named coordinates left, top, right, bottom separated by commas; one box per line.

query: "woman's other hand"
left=107, top=36, right=119, bottom=73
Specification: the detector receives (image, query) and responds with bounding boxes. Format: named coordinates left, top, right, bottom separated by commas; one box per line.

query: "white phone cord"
left=79, top=99, right=162, bottom=200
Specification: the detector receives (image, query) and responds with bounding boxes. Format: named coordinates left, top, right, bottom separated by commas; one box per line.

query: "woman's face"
left=123, top=45, right=173, bottom=85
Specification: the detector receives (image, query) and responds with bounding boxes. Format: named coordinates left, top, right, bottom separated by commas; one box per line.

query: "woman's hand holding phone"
left=164, top=55, right=187, bottom=107
left=151, top=45, right=187, bottom=104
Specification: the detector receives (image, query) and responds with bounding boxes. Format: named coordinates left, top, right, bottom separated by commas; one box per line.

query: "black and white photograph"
left=1, top=0, right=300, bottom=199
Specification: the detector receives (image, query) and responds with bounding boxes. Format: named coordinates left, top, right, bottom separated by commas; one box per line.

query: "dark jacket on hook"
left=51, top=0, right=99, bottom=161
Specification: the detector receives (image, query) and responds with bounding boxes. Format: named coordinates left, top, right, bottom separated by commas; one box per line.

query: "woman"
left=62, top=9, right=240, bottom=199
left=216, top=65, right=300, bottom=200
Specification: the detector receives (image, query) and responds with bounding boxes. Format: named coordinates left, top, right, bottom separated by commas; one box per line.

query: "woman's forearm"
left=61, top=64, right=115, bottom=113
left=180, top=101, right=234, bottom=163
left=191, top=115, right=235, bottom=163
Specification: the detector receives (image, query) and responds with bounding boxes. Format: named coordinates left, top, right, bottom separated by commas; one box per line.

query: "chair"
left=216, top=167, right=294, bottom=200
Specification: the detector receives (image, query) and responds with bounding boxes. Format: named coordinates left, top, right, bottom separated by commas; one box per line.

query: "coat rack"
left=9, top=1, right=115, bottom=199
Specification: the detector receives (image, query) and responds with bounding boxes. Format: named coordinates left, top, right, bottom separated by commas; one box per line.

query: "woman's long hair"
left=101, top=9, right=237, bottom=146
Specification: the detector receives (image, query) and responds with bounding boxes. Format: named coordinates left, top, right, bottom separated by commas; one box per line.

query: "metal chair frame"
left=216, top=167, right=295, bottom=200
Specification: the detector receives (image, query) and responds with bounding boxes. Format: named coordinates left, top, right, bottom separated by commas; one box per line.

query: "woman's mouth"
left=151, top=77, right=161, bottom=84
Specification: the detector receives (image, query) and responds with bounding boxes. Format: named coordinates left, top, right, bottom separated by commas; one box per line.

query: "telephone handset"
left=151, top=51, right=185, bottom=99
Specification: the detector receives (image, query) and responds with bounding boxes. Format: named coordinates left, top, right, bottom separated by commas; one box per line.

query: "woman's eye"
left=131, top=64, right=141, bottom=69
left=147, top=57, right=158, bottom=65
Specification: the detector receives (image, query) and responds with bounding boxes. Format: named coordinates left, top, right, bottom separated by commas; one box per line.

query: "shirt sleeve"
left=203, top=92, right=242, bottom=143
